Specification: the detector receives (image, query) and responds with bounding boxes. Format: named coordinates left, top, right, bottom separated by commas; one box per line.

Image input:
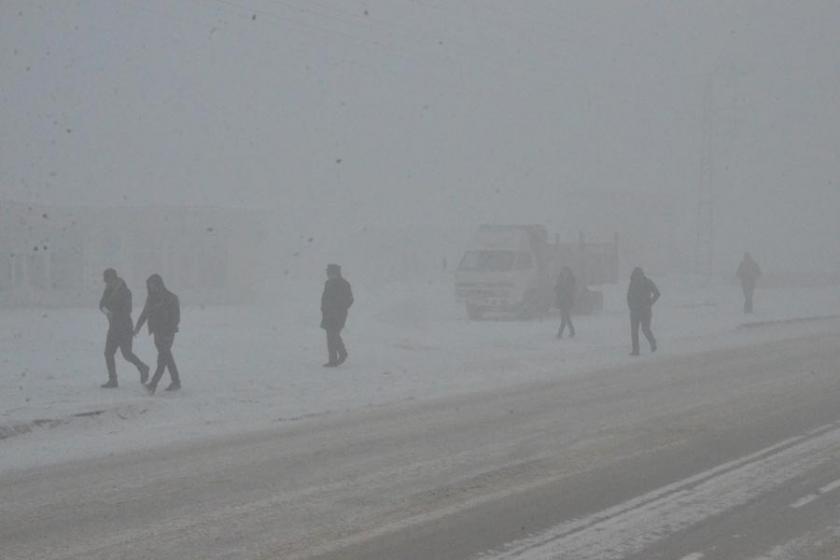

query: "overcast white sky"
left=2, top=1, right=839, bottom=274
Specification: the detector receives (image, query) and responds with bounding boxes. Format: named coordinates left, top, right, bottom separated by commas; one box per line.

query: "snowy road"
left=3, top=326, right=840, bottom=559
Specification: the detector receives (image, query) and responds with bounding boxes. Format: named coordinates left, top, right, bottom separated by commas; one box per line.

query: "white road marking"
left=478, top=424, right=840, bottom=560
left=678, top=553, right=705, bottom=560
left=789, top=494, right=817, bottom=509
left=748, top=523, right=840, bottom=559
left=817, top=477, right=840, bottom=495
left=789, top=477, right=840, bottom=509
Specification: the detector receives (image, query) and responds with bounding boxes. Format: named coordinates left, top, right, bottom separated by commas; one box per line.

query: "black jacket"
left=627, top=272, right=660, bottom=311
left=100, top=278, right=133, bottom=332
left=321, top=277, right=353, bottom=330
left=554, top=272, right=577, bottom=310
left=737, top=257, right=761, bottom=288
left=137, top=290, right=180, bottom=337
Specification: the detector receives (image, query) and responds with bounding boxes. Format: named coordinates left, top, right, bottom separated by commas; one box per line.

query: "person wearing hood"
left=627, top=267, right=660, bottom=356
left=99, top=268, right=149, bottom=388
left=736, top=252, right=761, bottom=314
left=554, top=266, right=577, bottom=338
left=321, top=263, right=353, bottom=367
left=135, top=274, right=181, bottom=394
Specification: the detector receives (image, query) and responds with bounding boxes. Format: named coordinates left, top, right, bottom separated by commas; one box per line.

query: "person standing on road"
left=99, top=268, right=149, bottom=388
left=321, top=263, right=353, bottom=367
left=135, top=274, right=181, bottom=394
left=736, top=252, right=761, bottom=314
left=554, top=266, right=577, bottom=338
left=627, top=267, right=660, bottom=356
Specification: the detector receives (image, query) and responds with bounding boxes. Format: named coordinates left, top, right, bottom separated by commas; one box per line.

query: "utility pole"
left=695, top=59, right=741, bottom=282
left=695, top=75, right=716, bottom=282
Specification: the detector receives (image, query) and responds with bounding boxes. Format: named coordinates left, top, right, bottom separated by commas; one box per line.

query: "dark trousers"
left=630, top=307, right=656, bottom=354
left=148, top=333, right=180, bottom=388
left=558, top=305, right=575, bottom=337
left=105, top=328, right=147, bottom=381
left=325, top=328, right=347, bottom=364
left=742, top=284, right=755, bottom=314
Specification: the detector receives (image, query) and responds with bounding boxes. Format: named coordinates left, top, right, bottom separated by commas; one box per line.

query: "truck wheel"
left=466, top=304, right=485, bottom=321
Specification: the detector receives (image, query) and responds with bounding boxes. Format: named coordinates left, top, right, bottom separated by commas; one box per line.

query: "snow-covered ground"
left=2, top=276, right=839, bottom=473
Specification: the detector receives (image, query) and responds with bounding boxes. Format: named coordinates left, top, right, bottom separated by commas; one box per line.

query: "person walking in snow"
left=627, top=267, right=660, bottom=356
left=736, top=252, right=761, bottom=314
left=321, top=263, right=353, bottom=367
left=554, top=266, right=577, bottom=338
left=99, top=268, right=149, bottom=388
left=135, top=274, right=181, bottom=394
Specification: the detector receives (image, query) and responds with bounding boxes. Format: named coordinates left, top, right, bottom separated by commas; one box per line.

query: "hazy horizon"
left=3, top=1, right=839, bottom=277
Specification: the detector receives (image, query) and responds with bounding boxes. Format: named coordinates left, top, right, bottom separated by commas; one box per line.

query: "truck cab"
left=454, top=225, right=553, bottom=320
left=455, top=225, right=618, bottom=320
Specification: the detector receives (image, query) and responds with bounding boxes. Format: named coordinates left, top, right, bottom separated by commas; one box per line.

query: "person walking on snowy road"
left=554, top=266, right=577, bottom=338
left=135, top=274, right=181, bottom=394
left=627, top=267, right=660, bottom=356
left=736, top=252, right=761, bottom=314
left=99, top=268, right=149, bottom=388
left=321, top=263, right=353, bottom=367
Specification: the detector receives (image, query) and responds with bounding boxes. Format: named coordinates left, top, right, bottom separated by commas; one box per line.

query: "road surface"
left=3, top=325, right=840, bottom=559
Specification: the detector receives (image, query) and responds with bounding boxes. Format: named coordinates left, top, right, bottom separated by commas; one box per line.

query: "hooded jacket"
left=627, top=268, right=660, bottom=311
left=100, top=277, right=133, bottom=332
left=136, top=275, right=180, bottom=337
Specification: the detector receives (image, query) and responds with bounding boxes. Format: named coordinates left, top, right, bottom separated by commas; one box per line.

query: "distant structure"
left=0, top=201, right=266, bottom=307
left=554, top=188, right=682, bottom=276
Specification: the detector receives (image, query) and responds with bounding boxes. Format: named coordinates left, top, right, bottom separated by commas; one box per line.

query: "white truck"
left=454, top=225, right=619, bottom=320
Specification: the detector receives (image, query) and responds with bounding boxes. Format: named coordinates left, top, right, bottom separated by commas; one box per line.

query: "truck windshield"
left=458, top=250, right=517, bottom=272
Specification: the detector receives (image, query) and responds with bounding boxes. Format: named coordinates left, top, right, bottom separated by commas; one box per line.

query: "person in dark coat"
left=321, top=264, right=353, bottom=367
left=134, top=274, right=181, bottom=394
left=99, top=268, right=149, bottom=388
left=627, top=267, right=660, bottom=356
left=736, top=252, right=761, bottom=314
left=554, top=266, right=576, bottom=338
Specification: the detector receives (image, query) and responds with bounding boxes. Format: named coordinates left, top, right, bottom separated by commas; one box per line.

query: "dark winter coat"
left=736, top=257, right=761, bottom=289
left=554, top=271, right=577, bottom=310
left=100, top=278, right=133, bottom=333
left=137, top=289, right=180, bottom=337
left=627, top=269, right=660, bottom=311
left=321, top=276, right=353, bottom=331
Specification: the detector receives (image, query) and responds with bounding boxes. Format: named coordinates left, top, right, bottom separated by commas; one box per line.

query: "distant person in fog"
left=135, top=274, right=181, bottom=394
left=321, top=264, right=353, bottom=367
left=627, top=267, right=660, bottom=356
left=736, top=252, right=761, bottom=314
left=99, top=268, right=149, bottom=388
left=554, top=266, right=576, bottom=338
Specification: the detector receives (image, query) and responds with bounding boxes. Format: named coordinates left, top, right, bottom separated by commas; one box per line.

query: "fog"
left=6, top=6, right=840, bottom=553
left=3, top=0, right=840, bottom=296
